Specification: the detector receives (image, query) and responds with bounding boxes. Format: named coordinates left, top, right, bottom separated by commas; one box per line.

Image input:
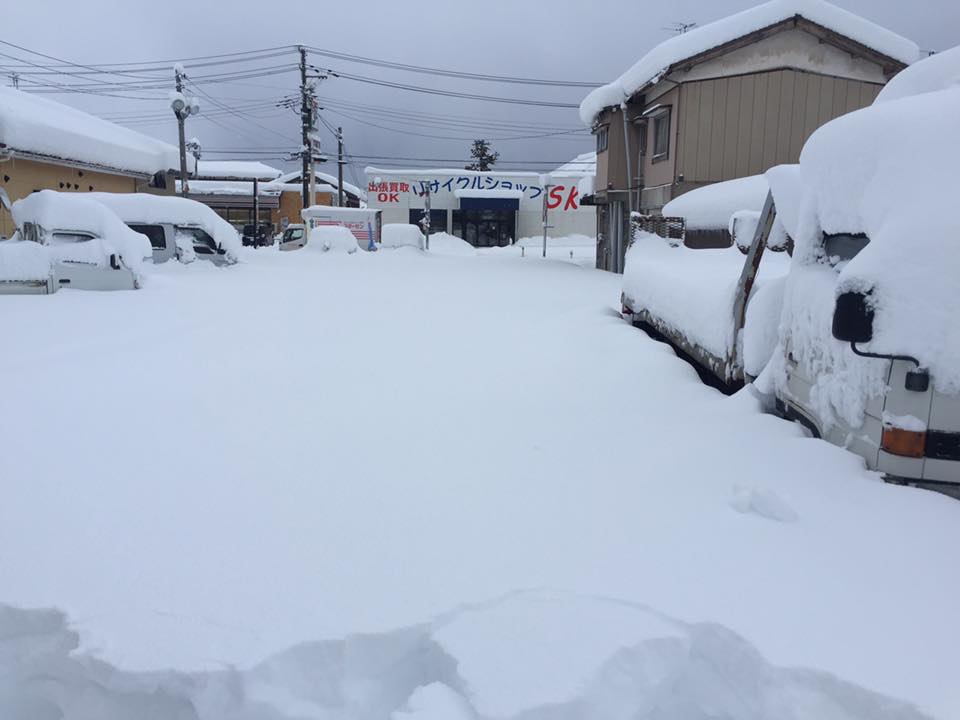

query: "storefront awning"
left=454, top=189, right=522, bottom=211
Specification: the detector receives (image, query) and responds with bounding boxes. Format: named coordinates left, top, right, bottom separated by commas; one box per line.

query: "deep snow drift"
left=0, top=591, right=933, bottom=720
left=1, top=248, right=958, bottom=718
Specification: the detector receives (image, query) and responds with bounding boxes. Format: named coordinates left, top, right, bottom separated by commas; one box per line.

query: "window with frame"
left=652, top=110, right=671, bottom=161
left=596, top=126, right=609, bottom=153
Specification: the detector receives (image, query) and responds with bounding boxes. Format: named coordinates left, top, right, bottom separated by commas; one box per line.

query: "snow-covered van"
left=762, top=47, right=960, bottom=490
left=88, top=193, right=241, bottom=266
left=623, top=47, right=960, bottom=491
left=5, top=191, right=151, bottom=292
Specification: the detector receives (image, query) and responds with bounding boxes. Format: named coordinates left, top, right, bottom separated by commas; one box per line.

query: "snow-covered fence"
left=631, top=214, right=685, bottom=246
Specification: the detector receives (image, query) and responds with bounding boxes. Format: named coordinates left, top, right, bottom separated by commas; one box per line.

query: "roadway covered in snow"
left=2, top=246, right=959, bottom=719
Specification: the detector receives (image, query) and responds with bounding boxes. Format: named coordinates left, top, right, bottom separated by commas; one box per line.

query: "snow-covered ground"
left=478, top=234, right=596, bottom=266
left=2, top=246, right=959, bottom=719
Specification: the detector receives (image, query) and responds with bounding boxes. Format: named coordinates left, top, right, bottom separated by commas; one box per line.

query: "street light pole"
left=337, top=127, right=345, bottom=207
left=172, top=66, right=199, bottom=198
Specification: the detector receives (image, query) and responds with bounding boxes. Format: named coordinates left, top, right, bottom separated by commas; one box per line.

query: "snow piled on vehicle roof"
left=796, top=48, right=960, bottom=391
left=579, top=0, right=919, bottom=125
left=0, top=87, right=183, bottom=176
left=11, top=191, right=152, bottom=274
left=88, top=192, right=242, bottom=258
left=663, top=174, right=769, bottom=230
left=875, top=44, right=960, bottom=103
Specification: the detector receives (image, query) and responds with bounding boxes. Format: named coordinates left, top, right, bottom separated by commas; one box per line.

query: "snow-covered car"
left=279, top=224, right=307, bottom=251
left=6, top=190, right=151, bottom=292
left=760, top=46, right=960, bottom=490
left=621, top=173, right=793, bottom=390
left=88, top=192, right=240, bottom=266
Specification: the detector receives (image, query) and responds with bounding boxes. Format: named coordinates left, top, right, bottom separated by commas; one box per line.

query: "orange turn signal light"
left=881, top=427, right=926, bottom=458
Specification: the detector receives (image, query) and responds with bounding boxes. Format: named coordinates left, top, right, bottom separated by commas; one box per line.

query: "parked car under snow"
left=3, top=190, right=152, bottom=293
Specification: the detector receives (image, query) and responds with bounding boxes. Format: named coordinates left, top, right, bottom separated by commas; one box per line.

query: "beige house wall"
left=675, top=68, right=881, bottom=185
left=0, top=156, right=174, bottom=238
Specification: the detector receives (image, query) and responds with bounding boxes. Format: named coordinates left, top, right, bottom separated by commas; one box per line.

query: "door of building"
left=458, top=209, right=515, bottom=247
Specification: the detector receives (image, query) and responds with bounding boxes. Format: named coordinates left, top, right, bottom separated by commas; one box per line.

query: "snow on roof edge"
left=579, top=0, right=919, bottom=126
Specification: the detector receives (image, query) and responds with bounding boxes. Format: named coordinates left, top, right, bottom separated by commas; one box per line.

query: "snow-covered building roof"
left=0, top=87, right=185, bottom=177
left=580, top=0, right=920, bottom=125
left=272, top=170, right=364, bottom=201
left=195, top=161, right=282, bottom=181
left=663, top=175, right=769, bottom=230
left=552, top=152, right=596, bottom=177
left=178, top=180, right=282, bottom=197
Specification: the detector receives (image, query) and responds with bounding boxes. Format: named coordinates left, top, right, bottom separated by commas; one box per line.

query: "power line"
left=302, top=45, right=600, bottom=88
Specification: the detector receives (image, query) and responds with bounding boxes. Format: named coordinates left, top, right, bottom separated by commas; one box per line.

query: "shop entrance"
left=456, top=209, right=516, bottom=247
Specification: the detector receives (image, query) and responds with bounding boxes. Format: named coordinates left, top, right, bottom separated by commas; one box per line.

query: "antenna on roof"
left=663, top=21, right=697, bottom=34
left=8, top=72, right=19, bottom=89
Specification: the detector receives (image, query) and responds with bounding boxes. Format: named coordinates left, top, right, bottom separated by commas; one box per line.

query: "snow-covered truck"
left=623, top=46, right=960, bottom=490
left=2, top=190, right=152, bottom=293
left=621, top=175, right=791, bottom=390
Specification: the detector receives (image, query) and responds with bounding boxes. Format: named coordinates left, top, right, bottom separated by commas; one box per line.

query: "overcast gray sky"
left=2, top=0, right=956, bottom=183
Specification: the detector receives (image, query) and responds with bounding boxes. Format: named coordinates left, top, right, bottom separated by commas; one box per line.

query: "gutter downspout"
left=620, top=102, right=634, bottom=274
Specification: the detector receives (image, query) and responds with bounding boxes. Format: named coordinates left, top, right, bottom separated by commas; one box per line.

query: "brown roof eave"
left=617, top=14, right=910, bottom=109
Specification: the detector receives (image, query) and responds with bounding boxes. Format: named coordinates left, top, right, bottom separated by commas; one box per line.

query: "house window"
left=596, top=126, right=609, bottom=153
left=653, top=111, right=670, bottom=161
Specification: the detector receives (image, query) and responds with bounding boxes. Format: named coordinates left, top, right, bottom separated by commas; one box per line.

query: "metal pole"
left=175, top=68, right=189, bottom=197
left=541, top=183, right=554, bottom=258
left=253, top=178, right=260, bottom=247
left=620, top=104, right=634, bottom=274
left=337, top=127, right=345, bottom=207
left=298, top=46, right=310, bottom=211
left=424, top=186, right=431, bottom=251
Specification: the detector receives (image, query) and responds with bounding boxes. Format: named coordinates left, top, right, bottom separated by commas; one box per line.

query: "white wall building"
left=365, top=162, right=595, bottom=247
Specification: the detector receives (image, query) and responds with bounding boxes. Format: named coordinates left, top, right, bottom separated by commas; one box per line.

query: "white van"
left=88, top=193, right=241, bottom=267
left=763, top=48, right=960, bottom=490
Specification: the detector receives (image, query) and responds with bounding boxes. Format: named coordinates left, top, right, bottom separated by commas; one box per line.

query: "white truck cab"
left=279, top=224, right=307, bottom=251
left=5, top=192, right=151, bottom=293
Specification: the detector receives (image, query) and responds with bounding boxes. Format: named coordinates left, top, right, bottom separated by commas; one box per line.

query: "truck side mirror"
left=109, top=253, right=121, bottom=270
left=832, top=291, right=873, bottom=344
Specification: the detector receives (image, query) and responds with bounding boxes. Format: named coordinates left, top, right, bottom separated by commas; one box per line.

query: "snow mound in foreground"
left=310, top=225, right=359, bottom=254
left=0, top=592, right=931, bottom=720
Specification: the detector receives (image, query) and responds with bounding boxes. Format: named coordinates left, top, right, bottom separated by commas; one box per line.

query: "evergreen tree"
left=465, top=139, right=500, bottom=171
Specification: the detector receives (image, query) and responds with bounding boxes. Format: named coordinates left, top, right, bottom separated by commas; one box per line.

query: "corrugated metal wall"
left=676, top=69, right=881, bottom=183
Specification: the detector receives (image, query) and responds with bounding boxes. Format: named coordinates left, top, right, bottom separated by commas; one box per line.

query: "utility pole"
left=171, top=66, right=199, bottom=197
left=337, top=127, right=345, bottom=207
left=298, top=46, right=310, bottom=210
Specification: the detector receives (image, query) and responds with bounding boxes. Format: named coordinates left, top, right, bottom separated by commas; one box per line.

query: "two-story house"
left=581, top=0, right=919, bottom=272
